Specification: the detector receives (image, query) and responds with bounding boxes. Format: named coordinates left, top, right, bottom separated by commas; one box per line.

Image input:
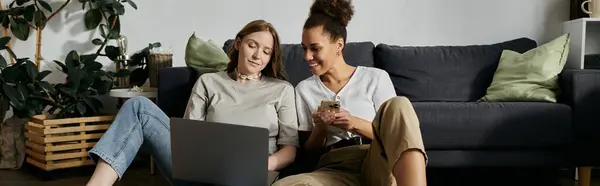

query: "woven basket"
left=148, top=54, right=173, bottom=87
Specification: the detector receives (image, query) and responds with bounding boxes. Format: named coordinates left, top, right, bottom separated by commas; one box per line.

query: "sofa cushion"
left=480, top=34, right=570, bottom=103
left=223, top=40, right=375, bottom=86
left=374, top=38, right=538, bottom=102
left=414, top=102, right=571, bottom=150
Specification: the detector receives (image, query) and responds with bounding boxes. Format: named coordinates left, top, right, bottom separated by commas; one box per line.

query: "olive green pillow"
left=480, top=34, right=570, bottom=102
left=185, top=33, right=230, bottom=74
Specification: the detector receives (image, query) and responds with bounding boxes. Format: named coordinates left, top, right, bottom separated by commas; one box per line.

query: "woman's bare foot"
left=86, top=159, right=119, bottom=186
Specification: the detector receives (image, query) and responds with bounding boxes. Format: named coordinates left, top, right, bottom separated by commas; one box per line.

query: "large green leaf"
left=126, top=0, right=137, bottom=9
left=24, top=5, right=35, bottom=22
left=83, top=61, right=102, bottom=71
left=99, top=24, right=107, bottom=38
left=15, top=0, right=31, bottom=6
left=24, top=61, right=38, bottom=80
left=36, top=70, right=51, bottom=81
left=38, top=0, right=53, bottom=12
left=76, top=102, right=86, bottom=116
left=36, top=81, right=55, bottom=94
left=80, top=54, right=98, bottom=64
left=84, top=8, right=102, bottom=30
left=34, top=10, right=47, bottom=28
left=53, top=60, right=68, bottom=73
left=16, top=84, right=29, bottom=102
left=2, top=66, right=19, bottom=84
left=65, top=50, right=80, bottom=67
left=66, top=68, right=84, bottom=90
left=92, top=38, right=103, bottom=45
left=2, top=16, right=9, bottom=28
left=104, top=46, right=119, bottom=61
left=3, top=84, right=24, bottom=109
left=111, top=3, right=125, bottom=15
left=9, top=17, right=30, bottom=41
left=79, top=75, right=94, bottom=92
left=0, top=36, right=11, bottom=47
left=58, top=87, right=76, bottom=99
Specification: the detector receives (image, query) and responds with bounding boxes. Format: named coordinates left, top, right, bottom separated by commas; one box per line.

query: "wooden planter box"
left=24, top=114, right=115, bottom=171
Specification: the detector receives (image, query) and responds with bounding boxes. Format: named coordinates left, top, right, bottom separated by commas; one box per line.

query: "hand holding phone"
left=319, top=100, right=341, bottom=113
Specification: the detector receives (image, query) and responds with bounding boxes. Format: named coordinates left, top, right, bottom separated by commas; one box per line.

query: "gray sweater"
left=183, top=71, right=299, bottom=154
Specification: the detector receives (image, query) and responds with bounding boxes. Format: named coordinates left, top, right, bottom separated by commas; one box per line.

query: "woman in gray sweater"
left=86, top=20, right=299, bottom=186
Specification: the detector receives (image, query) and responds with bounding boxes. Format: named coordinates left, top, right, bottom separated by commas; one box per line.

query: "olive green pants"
left=273, top=96, right=427, bottom=186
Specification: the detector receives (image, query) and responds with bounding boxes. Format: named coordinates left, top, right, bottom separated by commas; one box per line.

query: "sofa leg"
left=578, top=166, right=592, bottom=186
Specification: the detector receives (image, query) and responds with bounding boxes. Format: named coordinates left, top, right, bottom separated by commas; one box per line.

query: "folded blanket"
left=185, top=33, right=229, bottom=73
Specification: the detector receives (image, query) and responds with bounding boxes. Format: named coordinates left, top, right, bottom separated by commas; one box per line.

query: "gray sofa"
left=157, top=37, right=600, bottom=172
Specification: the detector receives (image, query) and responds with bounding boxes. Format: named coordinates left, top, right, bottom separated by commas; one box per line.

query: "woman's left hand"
left=331, top=109, right=357, bottom=131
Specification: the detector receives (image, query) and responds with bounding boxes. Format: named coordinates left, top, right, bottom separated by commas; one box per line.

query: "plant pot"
left=24, top=114, right=115, bottom=171
left=0, top=116, right=27, bottom=170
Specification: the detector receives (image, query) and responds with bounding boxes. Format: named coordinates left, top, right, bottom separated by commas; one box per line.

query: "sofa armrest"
left=559, top=69, right=600, bottom=166
left=157, top=67, right=199, bottom=118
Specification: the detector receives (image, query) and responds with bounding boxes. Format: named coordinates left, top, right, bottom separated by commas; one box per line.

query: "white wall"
left=2, top=0, right=570, bottom=77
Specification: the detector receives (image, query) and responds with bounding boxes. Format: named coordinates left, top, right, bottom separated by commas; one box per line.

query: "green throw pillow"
left=185, top=33, right=230, bottom=74
left=479, top=33, right=570, bottom=102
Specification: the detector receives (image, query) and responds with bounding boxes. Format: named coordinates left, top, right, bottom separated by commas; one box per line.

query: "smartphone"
left=320, top=100, right=341, bottom=112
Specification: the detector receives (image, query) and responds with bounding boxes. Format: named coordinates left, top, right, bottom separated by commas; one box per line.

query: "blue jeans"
left=88, top=96, right=173, bottom=183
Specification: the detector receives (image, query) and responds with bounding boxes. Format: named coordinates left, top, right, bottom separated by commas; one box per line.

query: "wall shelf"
left=563, top=18, right=600, bottom=69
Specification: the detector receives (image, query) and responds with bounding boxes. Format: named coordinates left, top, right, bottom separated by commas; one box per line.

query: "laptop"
left=170, top=118, right=279, bottom=186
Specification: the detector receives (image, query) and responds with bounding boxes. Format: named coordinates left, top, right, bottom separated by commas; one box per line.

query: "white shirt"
left=295, top=66, right=397, bottom=146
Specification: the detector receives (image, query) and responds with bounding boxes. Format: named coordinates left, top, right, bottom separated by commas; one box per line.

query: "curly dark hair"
left=304, top=0, right=355, bottom=43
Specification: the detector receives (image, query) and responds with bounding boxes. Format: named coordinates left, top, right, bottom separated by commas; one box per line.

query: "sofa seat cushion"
left=413, top=102, right=571, bottom=150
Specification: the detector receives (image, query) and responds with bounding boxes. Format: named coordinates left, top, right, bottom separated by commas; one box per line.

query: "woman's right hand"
left=312, top=107, right=335, bottom=130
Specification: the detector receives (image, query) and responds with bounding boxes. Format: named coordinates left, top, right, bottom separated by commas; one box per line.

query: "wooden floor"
left=1, top=159, right=599, bottom=186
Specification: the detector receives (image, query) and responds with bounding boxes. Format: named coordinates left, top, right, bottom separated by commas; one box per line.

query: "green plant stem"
left=47, top=0, right=71, bottom=20
left=95, top=8, right=117, bottom=55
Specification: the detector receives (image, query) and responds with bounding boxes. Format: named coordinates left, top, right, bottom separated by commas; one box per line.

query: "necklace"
left=235, top=68, right=261, bottom=80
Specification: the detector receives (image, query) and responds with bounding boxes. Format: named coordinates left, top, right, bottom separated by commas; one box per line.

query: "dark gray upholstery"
left=374, top=38, right=537, bottom=102
left=157, top=37, right=600, bottom=171
left=559, top=69, right=600, bottom=166
left=415, top=102, right=571, bottom=150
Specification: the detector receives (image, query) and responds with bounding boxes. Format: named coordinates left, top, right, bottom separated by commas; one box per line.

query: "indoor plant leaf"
left=53, top=60, right=68, bottom=73
left=0, top=36, right=11, bottom=47
left=76, top=102, right=86, bottom=116
left=34, top=10, right=47, bottom=28
left=65, top=50, right=80, bottom=68
left=24, top=61, right=38, bottom=80
left=9, top=17, right=30, bottom=41
left=126, top=0, right=137, bottom=9
left=23, top=5, right=35, bottom=22
left=0, top=55, right=7, bottom=69
left=38, top=0, right=53, bottom=12
left=84, top=8, right=102, bottom=30
left=35, top=70, right=52, bottom=81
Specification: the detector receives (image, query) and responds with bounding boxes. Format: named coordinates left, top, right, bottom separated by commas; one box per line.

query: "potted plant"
left=0, top=36, right=55, bottom=170
left=0, top=0, right=139, bottom=171
left=23, top=50, right=116, bottom=171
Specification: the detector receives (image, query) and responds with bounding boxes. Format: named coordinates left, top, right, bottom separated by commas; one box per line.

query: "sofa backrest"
left=374, top=38, right=538, bottom=102
left=223, top=40, right=375, bottom=86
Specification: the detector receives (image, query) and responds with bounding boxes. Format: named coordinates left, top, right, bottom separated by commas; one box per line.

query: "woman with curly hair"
left=274, top=0, right=427, bottom=185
